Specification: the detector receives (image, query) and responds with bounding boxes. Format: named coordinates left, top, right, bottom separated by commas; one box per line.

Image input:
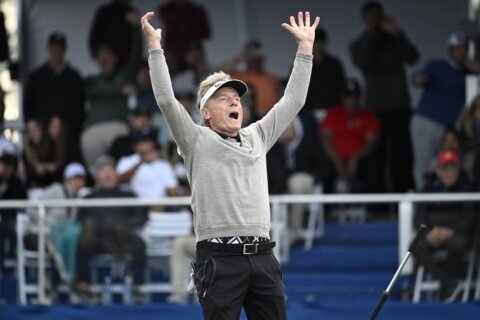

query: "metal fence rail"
left=1, top=192, right=479, bottom=305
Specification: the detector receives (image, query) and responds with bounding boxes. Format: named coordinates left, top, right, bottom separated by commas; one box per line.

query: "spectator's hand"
left=44, top=163, right=57, bottom=173
left=34, top=163, right=46, bottom=175
left=141, top=12, right=162, bottom=50
left=282, top=11, right=320, bottom=54
left=437, top=227, right=454, bottom=242
left=426, top=227, right=453, bottom=247
left=126, top=11, right=139, bottom=26
left=121, top=84, right=137, bottom=96
left=414, top=73, right=428, bottom=86
left=382, top=16, right=399, bottom=34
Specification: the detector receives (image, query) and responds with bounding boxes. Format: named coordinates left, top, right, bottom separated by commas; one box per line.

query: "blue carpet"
left=0, top=301, right=478, bottom=320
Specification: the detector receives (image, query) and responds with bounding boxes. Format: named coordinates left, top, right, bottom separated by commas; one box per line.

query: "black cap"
left=131, top=127, right=156, bottom=144
left=131, top=106, right=153, bottom=117
left=48, top=32, right=66, bottom=48
left=343, top=79, right=361, bottom=97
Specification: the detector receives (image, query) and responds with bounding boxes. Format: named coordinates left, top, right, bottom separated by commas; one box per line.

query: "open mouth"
left=229, top=112, right=239, bottom=120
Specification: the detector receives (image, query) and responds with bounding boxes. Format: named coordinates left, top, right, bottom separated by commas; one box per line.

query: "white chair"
left=413, top=249, right=476, bottom=303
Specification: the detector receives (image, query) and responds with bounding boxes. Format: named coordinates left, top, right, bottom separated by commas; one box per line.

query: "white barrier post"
left=398, top=200, right=414, bottom=275
left=16, top=214, right=26, bottom=305
left=37, top=203, right=47, bottom=304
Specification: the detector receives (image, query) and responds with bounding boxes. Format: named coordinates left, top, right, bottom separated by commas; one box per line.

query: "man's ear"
left=200, top=107, right=211, bottom=120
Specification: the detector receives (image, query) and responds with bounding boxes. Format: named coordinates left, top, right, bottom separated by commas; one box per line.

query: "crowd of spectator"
left=0, top=0, right=479, bottom=304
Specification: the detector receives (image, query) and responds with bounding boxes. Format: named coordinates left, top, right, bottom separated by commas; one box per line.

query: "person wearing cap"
left=411, top=31, right=470, bottom=190
left=116, top=127, right=179, bottom=205
left=29, top=162, right=88, bottom=285
left=75, top=155, right=147, bottom=301
left=23, top=32, right=85, bottom=143
left=142, top=10, right=318, bottom=319
left=320, top=79, right=381, bottom=193
left=413, top=150, right=476, bottom=299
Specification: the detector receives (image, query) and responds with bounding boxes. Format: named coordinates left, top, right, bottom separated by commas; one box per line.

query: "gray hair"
left=197, top=71, right=232, bottom=127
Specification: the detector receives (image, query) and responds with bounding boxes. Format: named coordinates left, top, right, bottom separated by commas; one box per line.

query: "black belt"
left=197, top=241, right=276, bottom=255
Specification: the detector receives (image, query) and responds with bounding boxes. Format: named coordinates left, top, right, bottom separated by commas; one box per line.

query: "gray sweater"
left=149, top=49, right=312, bottom=242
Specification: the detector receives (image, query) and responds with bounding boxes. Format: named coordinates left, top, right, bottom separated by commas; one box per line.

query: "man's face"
left=343, top=95, right=360, bottom=110
left=96, top=48, right=118, bottom=74
left=201, top=87, right=243, bottom=136
left=436, top=165, right=460, bottom=187
left=363, top=7, right=383, bottom=30
left=66, top=176, right=86, bottom=195
left=96, top=164, right=118, bottom=189
left=134, top=140, right=157, bottom=162
left=449, top=45, right=468, bottom=66
left=131, top=115, right=152, bottom=130
left=48, top=44, right=65, bottom=64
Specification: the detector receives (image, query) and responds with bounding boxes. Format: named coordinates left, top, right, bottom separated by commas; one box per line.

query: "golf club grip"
left=408, top=224, right=428, bottom=253
left=369, top=292, right=389, bottom=320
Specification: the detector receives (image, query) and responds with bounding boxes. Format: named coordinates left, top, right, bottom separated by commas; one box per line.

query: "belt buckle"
left=243, top=243, right=258, bottom=255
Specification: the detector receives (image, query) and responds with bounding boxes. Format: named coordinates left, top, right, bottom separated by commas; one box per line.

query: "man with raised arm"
left=141, top=11, right=319, bottom=320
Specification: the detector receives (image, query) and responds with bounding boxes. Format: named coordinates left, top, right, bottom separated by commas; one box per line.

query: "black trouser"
left=76, top=226, right=146, bottom=284
left=413, top=233, right=471, bottom=281
left=194, top=247, right=287, bottom=320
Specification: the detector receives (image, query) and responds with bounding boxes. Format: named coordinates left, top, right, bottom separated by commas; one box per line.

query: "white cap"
left=446, top=31, right=468, bottom=47
left=198, top=79, right=248, bottom=109
left=63, top=162, right=86, bottom=179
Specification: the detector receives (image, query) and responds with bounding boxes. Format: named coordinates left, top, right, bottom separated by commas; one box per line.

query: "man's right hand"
left=141, top=12, right=162, bottom=50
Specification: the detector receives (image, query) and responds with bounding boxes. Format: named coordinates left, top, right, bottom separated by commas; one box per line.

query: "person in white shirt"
left=116, top=128, right=178, bottom=205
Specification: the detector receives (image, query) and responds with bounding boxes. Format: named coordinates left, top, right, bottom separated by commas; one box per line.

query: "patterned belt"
left=206, top=236, right=270, bottom=244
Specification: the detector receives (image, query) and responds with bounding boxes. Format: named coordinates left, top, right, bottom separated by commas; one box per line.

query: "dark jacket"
left=350, top=30, right=419, bottom=112
left=414, top=172, right=477, bottom=235
left=77, top=188, right=147, bottom=233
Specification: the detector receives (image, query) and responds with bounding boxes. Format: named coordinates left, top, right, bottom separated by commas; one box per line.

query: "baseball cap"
left=199, top=79, right=248, bottom=109
left=131, top=127, right=156, bottom=144
left=48, top=32, right=67, bottom=48
left=63, top=162, right=86, bottom=179
left=446, top=31, right=468, bottom=47
left=437, top=150, right=460, bottom=167
left=343, top=79, right=361, bottom=97
left=131, top=106, right=152, bottom=117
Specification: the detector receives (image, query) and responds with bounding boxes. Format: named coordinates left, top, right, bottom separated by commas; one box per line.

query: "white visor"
left=199, top=79, right=248, bottom=109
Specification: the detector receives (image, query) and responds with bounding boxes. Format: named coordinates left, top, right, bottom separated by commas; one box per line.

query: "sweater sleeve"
left=148, top=49, right=198, bottom=156
left=253, top=53, right=313, bottom=151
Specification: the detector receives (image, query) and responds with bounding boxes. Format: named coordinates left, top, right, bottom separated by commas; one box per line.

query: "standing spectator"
left=82, top=18, right=141, bottom=169
left=89, top=0, right=142, bottom=69
left=304, top=28, right=346, bottom=111
left=0, top=154, right=27, bottom=274
left=23, top=119, right=58, bottom=188
left=135, top=60, right=158, bottom=113
left=23, top=32, right=85, bottom=142
left=226, top=40, right=281, bottom=115
left=350, top=1, right=419, bottom=192
left=267, top=117, right=326, bottom=242
left=157, top=0, right=211, bottom=72
left=116, top=128, right=179, bottom=205
left=320, top=79, right=381, bottom=193
left=411, top=32, right=469, bottom=190
left=413, top=150, right=476, bottom=298
left=75, top=155, right=147, bottom=301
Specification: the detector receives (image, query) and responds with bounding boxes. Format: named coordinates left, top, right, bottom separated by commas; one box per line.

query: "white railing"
left=1, top=192, right=479, bottom=305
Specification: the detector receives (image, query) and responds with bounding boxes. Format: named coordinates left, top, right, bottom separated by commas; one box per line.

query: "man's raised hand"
left=141, top=12, right=162, bottom=50
left=282, top=11, right=320, bottom=54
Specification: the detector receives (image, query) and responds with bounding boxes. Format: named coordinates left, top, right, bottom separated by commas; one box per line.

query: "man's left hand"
left=282, top=11, right=320, bottom=54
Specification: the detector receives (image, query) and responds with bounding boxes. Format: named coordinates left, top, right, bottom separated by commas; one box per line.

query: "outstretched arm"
left=255, top=12, right=318, bottom=150
left=141, top=12, right=197, bottom=156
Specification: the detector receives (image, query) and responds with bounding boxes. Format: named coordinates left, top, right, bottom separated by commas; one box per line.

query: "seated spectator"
left=413, top=150, right=477, bottom=299
left=23, top=119, right=59, bottom=188
left=35, top=163, right=88, bottom=282
left=460, top=96, right=480, bottom=185
left=75, top=155, right=147, bottom=301
left=48, top=116, right=86, bottom=178
left=320, top=79, right=381, bottom=193
left=107, top=106, right=158, bottom=161
left=267, top=117, right=326, bottom=242
left=411, top=32, right=469, bottom=190
left=82, top=17, right=141, bottom=169
left=0, top=154, right=27, bottom=274
left=116, top=128, right=179, bottom=207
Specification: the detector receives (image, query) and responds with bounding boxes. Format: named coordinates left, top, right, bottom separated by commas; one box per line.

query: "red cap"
left=437, top=150, right=460, bottom=166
